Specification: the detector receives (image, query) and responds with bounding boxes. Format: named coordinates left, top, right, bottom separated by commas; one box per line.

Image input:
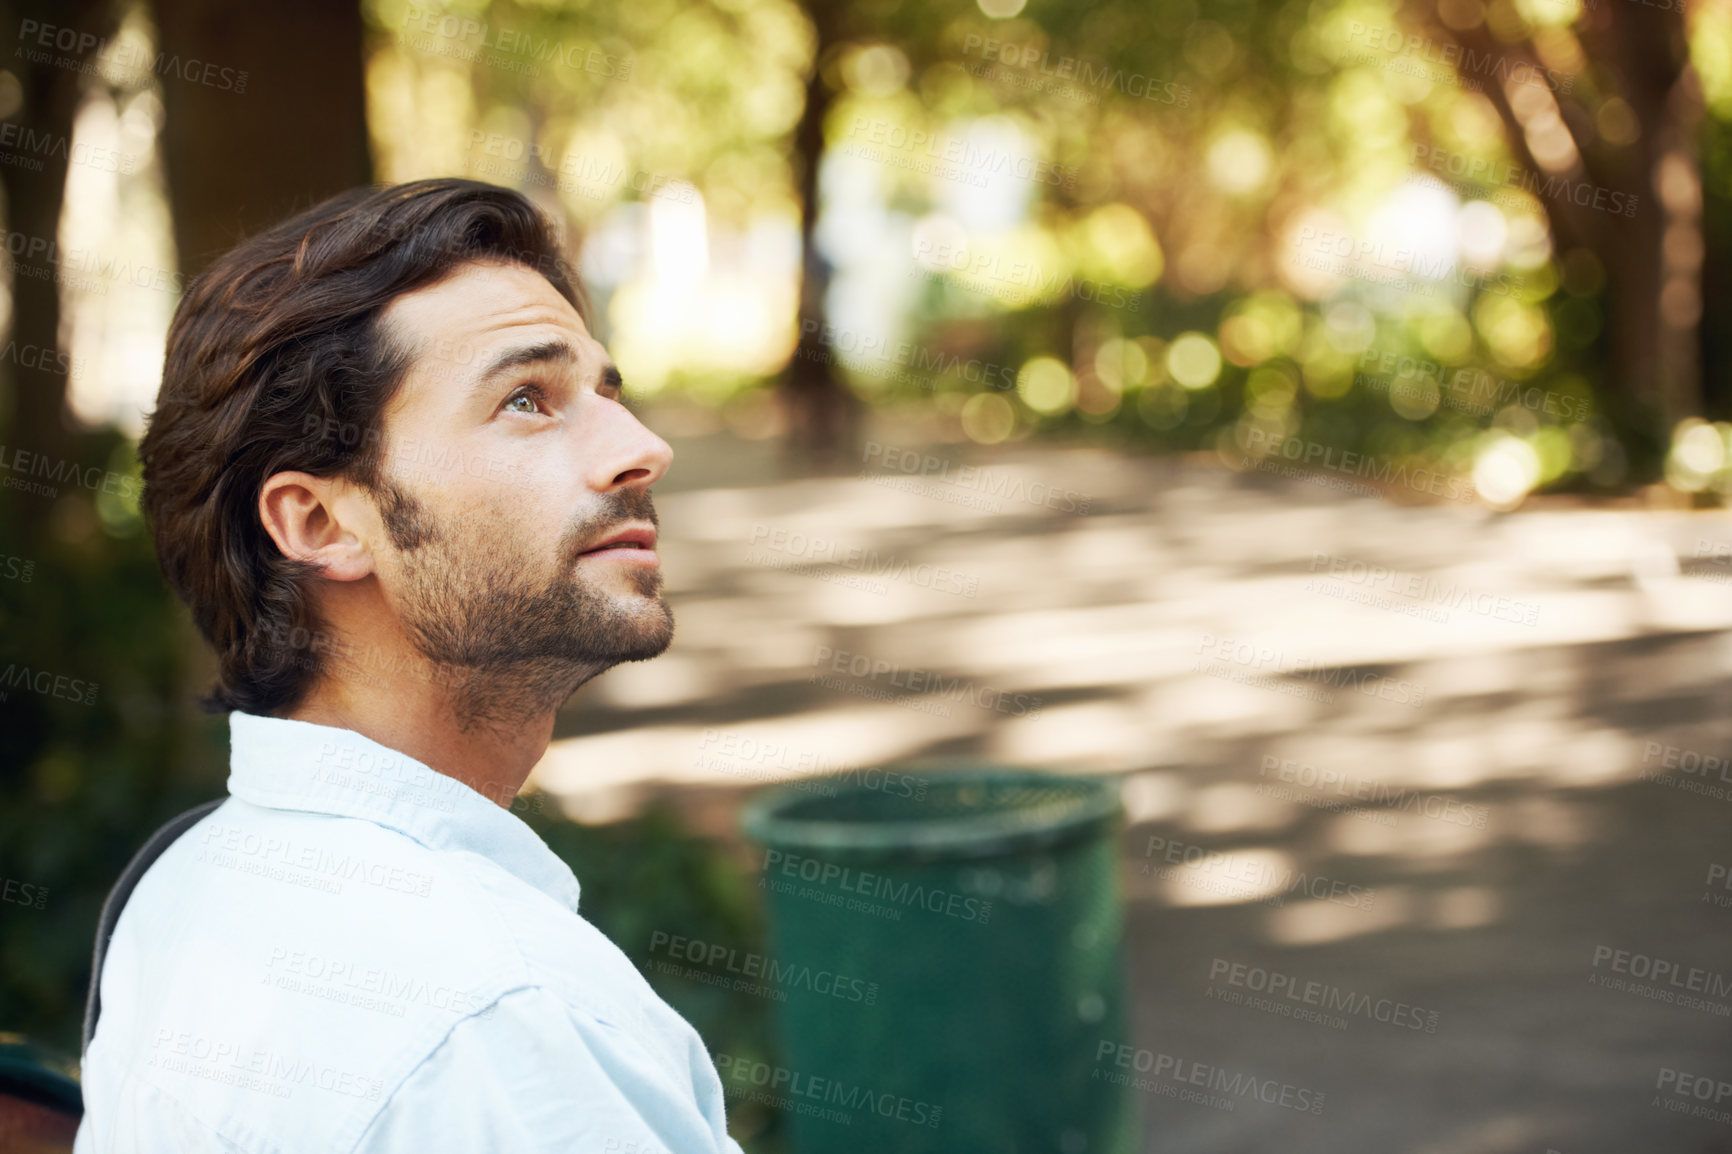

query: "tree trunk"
left=780, top=0, right=860, bottom=472
left=1584, top=6, right=1702, bottom=429
left=1414, top=2, right=1699, bottom=430
left=152, top=0, right=371, bottom=277
left=0, top=0, right=115, bottom=542
left=1645, top=72, right=1705, bottom=429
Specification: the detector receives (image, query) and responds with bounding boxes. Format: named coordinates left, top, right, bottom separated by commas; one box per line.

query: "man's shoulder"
left=134, top=803, right=454, bottom=945
left=84, top=800, right=573, bottom=1152
left=131, top=797, right=573, bottom=976
left=85, top=798, right=721, bottom=1154
left=121, top=795, right=656, bottom=1037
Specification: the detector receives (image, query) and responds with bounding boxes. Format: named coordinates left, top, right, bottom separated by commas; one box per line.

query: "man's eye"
left=504, top=386, right=545, bottom=414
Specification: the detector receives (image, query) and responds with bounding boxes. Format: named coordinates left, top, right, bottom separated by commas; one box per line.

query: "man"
left=75, top=179, right=745, bottom=1153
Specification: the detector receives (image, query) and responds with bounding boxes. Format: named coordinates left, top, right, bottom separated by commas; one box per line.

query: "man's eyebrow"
left=461, top=341, right=626, bottom=401
left=467, top=340, right=578, bottom=395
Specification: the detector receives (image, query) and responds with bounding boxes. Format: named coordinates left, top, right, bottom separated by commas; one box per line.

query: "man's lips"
left=577, top=524, right=659, bottom=564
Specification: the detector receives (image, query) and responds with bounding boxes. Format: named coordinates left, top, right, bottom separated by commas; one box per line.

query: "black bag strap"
left=82, top=798, right=226, bottom=1062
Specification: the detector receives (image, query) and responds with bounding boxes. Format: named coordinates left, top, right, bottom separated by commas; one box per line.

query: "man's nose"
left=590, top=404, right=673, bottom=491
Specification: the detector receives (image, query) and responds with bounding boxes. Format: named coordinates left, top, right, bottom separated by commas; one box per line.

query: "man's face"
left=361, top=258, right=674, bottom=711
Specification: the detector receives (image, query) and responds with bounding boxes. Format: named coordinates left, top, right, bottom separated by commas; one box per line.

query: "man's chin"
left=598, top=599, right=675, bottom=662
left=613, top=632, right=674, bottom=664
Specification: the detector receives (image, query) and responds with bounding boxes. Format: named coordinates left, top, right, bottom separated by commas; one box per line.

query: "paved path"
left=539, top=403, right=1732, bottom=1153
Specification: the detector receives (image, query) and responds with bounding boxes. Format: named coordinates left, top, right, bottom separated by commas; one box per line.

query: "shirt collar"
left=225, top=711, right=581, bottom=912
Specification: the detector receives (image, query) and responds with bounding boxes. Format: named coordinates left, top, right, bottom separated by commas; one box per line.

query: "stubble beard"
left=371, top=475, right=674, bottom=733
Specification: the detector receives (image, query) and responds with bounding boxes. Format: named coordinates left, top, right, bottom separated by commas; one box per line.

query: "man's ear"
left=258, top=471, right=376, bottom=581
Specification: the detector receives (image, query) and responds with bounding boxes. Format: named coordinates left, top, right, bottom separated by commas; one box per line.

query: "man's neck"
left=284, top=671, right=567, bottom=809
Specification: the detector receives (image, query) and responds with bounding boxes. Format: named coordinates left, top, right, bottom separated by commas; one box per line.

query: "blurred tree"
left=0, top=0, right=115, bottom=541
left=1691, top=4, right=1732, bottom=420
left=152, top=0, right=371, bottom=273
left=781, top=0, right=860, bottom=469
left=1408, top=0, right=1704, bottom=428
left=0, top=0, right=134, bottom=1054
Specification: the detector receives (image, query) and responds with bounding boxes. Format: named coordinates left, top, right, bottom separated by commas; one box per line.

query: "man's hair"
left=138, top=178, right=585, bottom=717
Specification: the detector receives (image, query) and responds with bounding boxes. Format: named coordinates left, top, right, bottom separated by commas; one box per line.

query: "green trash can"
left=739, top=765, right=1136, bottom=1154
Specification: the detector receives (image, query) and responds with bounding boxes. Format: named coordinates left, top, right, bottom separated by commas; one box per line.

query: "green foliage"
left=0, top=431, right=228, bottom=1060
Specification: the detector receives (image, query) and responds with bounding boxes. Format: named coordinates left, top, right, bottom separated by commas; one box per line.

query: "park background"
left=5, top=0, right=1732, bottom=1149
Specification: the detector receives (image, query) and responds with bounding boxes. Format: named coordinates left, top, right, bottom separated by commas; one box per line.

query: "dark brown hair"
left=139, top=178, right=584, bottom=716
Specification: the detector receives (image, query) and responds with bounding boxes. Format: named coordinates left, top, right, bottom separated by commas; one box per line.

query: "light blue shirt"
left=74, top=712, right=746, bottom=1154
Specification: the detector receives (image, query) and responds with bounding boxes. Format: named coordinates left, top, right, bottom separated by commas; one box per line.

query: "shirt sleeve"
left=352, top=986, right=746, bottom=1154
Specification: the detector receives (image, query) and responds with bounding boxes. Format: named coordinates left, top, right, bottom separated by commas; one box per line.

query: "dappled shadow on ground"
left=1118, top=627, right=1732, bottom=1154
